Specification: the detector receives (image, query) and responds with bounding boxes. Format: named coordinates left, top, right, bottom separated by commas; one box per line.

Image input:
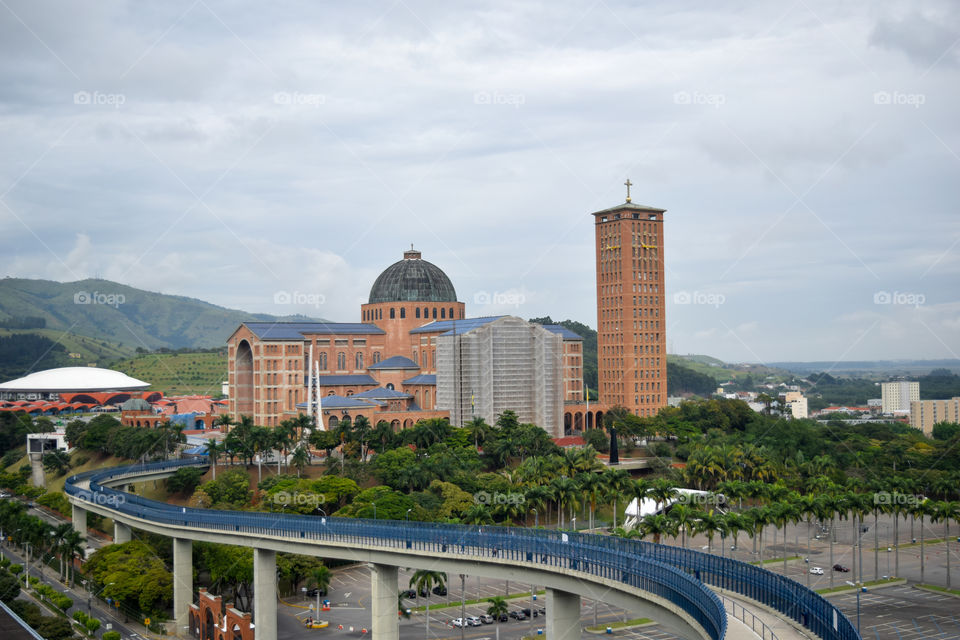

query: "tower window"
left=441, top=308, right=446, bottom=319
left=432, top=308, right=437, bottom=319
left=390, top=308, right=396, bottom=319
left=400, top=307, right=406, bottom=319
left=416, top=307, right=421, bottom=318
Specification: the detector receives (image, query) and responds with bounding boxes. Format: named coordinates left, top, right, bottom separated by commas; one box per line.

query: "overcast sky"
left=1, top=1, right=958, bottom=363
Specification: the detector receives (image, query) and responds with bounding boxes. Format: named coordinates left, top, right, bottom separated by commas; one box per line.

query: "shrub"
left=103, top=631, right=121, bottom=640
left=9, top=563, right=22, bottom=575
left=85, top=618, right=101, bottom=634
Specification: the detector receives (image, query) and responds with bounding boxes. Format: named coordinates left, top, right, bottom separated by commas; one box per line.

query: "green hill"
left=0, top=277, right=324, bottom=350
left=111, top=351, right=227, bottom=396
left=0, top=277, right=323, bottom=380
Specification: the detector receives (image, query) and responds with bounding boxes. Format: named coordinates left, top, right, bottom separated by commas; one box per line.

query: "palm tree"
left=462, top=504, right=494, bottom=525
left=668, top=503, right=699, bottom=548
left=291, top=446, right=309, bottom=477
left=931, top=501, right=959, bottom=589
left=696, top=510, right=727, bottom=555
left=465, top=416, right=491, bottom=451
left=352, top=415, right=373, bottom=462
left=51, top=523, right=72, bottom=581
left=577, top=472, right=603, bottom=530
left=550, top=476, right=579, bottom=529
left=61, top=530, right=84, bottom=587
left=601, top=468, right=632, bottom=530
left=914, top=498, right=937, bottom=585
left=309, top=565, right=331, bottom=595
left=647, top=479, right=677, bottom=515
left=409, top=570, right=446, bottom=638
left=205, top=440, right=222, bottom=479
left=638, top=513, right=677, bottom=544
left=486, top=595, right=509, bottom=620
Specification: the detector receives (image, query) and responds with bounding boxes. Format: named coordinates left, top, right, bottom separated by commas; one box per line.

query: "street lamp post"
left=845, top=581, right=861, bottom=632
left=532, top=509, right=538, bottom=529
left=372, top=502, right=377, bottom=520
left=405, top=508, right=413, bottom=522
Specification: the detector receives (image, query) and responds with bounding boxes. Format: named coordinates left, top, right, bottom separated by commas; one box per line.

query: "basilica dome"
left=368, top=248, right=457, bottom=304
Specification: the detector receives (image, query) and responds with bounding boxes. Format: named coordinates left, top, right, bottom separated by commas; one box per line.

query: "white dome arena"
left=0, top=367, right=150, bottom=392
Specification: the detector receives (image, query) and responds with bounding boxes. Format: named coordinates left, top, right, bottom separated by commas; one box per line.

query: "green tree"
left=409, top=570, right=446, bottom=638
left=485, top=595, right=508, bottom=619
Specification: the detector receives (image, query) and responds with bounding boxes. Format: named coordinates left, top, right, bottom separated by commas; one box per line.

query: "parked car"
left=305, top=587, right=327, bottom=597
left=400, top=589, right=417, bottom=599
left=521, top=608, right=539, bottom=618
left=466, top=616, right=482, bottom=627
left=479, top=614, right=494, bottom=624
left=496, top=613, right=509, bottom=622
left=418, top=587, right=429, bottom=598
left=451, top=618, right=465, bottom=628
left=509, top=610, right=528, bottom=620
left=809, top=567, right=824, bottom=575
left=833, top=564, right=851, bottom=572
left=432, top=585, right=447, bottom=596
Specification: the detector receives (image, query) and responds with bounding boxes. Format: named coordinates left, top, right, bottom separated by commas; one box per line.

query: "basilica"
left=226, top=248, right=592, bottom=437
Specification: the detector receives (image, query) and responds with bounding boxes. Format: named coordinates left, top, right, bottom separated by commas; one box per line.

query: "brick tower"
left=592, top=180, right=667, bottom=417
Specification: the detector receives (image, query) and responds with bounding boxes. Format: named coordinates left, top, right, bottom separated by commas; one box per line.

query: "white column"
left=71, top=504, right=87, bottom=536
left=114, top=522, right=132, bottom=544
left=547, top=588, right=582, bottom=640
left=173, top=538, right=192, bottom=633
left=370, top=564, right=399, bottom=640
left=253, top=549, right=277, bottom=640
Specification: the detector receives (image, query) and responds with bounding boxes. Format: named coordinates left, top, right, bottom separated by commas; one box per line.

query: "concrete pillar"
left=547, top=588, right=582, bottom=640
left=173, top=538, right=192, bottom=634
left=114, top=522, right=132, bottom=544
left=253, top=549, right=277, bottom=640
left=370, top=564, right=399, bottom=640
left=71, top=504, right=87, bottom=536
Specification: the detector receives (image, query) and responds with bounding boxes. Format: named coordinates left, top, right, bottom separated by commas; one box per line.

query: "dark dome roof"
left=368, top=248, right=457, bottom=304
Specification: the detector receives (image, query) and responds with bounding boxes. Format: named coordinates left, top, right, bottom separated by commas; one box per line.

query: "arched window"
left=441, top=308, right=446, bottom=319
left=432, top=307, right=437, bottom=319
left=412, top=350, right=418, bottom=365
left=386, top=382, right=394, bottom=390
left=425, top=389, right=430, bottom=408
left=423, top=306, right=428, bottom=318
left=337, top=352, right=346, bottom=370
left=415, top=391, right=420, bottom=406
left=400, top=307, right=406, bottom=319
left=356, top=352, right=363, bottom=369
left=318, top=352, right=327, bottom=370
left=372, top=352, right=381, bottom=364
left=449, top=307, right=454, bottom=318
left=431, top=349, right=435, bottom=368
left=416, top=307, right=421, bottom=318
left=390, top=308, right=396, bottom=319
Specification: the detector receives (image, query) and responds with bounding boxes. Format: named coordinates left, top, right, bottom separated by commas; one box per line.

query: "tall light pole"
left=460, top=574, right=466, bottom=640
left=405, top=508, right=413, bottom=522
left=372, top=502, right=377, bottom=520
left=532, top=509, right=538, bottom=529
left=845, top=581, right=861, bottom=632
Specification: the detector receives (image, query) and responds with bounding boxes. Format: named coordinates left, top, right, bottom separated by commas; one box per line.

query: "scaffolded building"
left=436, top=316, right=565, bottom=437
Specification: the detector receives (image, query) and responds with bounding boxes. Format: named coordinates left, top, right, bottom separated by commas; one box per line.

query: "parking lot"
left=828, top=585, right=960, bottom=640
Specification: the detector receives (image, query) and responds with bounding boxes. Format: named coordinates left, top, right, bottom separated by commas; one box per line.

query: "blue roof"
left=368, top=355, right=419, bottom=370
left=244, top=322, right=384, bottom=340
left=296, top=395, right=383, bottom=410
left=353, top=387, right=411, bottom=400
left=183, top=446, right=208, bottom=455
left=403, top=374, right=436, bottom=385
left=315, top=374, right=378, bottom=386
left=541, top=324, right=583, bottom=340
left=409, top=316, right=504, bottom=336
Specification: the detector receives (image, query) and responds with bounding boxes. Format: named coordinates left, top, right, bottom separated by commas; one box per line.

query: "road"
left=0, top=541, right=144, bottom=640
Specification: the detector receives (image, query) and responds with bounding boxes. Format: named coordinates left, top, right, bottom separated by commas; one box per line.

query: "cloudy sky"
left=1, top=1, right=958, bottom=363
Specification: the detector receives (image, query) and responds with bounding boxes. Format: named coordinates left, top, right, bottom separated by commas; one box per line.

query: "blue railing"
left=65, top=461, right=858, bottom=640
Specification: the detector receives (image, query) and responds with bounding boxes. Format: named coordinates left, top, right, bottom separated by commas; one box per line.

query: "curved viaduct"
left=65, top=460, right=858, bottom=640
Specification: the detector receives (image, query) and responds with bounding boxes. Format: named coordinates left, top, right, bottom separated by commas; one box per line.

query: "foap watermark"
left=474, top=491, right=525, bottom=506
left=273, top=91, right=325, bottom=107
left=473, top=290, right=526, bottom=307
left=673, top=91, right=725, bottom=108
left=73, top=91, right=126, bottom=108
left=274, top=290, right=326, bottom=308
left=76, top=490, right=126, bottom=507
left=673, top=290, right=725, bottom=308
left=74, top=291, right=125, bottom=308
left=873, top=91, right=925, bottom=108
left=873, top=492, right=923, bottom=507
left=473, top=90, right=525, bottom=108
left=873, top=290, right=925, bottom=308
left=675, top=492, right=727, bottom=507
left=272, top=491, right=326, bottom=508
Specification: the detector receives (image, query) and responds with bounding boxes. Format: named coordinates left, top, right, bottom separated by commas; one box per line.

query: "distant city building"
left=881, top=381, right=919, bottom=413
left=909, top=397, right=960, bottom=436
left=867, top=398, right=883, bottom=407
left=787, top=397, right=808, bottom=419
left=592, top=184, right=667, bottom=417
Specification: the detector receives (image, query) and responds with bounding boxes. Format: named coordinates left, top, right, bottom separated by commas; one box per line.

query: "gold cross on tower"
left=624, top=179, right=633, bottom=203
